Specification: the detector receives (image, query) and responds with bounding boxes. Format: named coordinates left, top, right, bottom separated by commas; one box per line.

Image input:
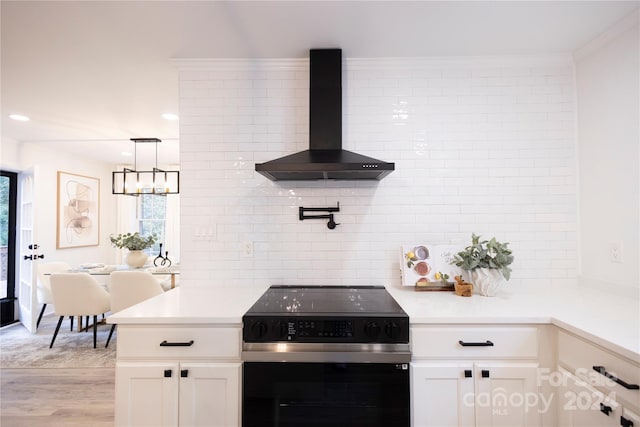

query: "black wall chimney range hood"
left=255, top=49, right=395, bottom=181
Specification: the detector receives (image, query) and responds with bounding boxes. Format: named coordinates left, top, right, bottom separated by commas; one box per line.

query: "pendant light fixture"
left=112, top=138, right=179, bottom=195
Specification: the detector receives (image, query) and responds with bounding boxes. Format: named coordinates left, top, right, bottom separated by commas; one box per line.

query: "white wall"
left=575, top=12, right=640, bottom=297
left=8, top=141, right=117, bottom=266
left=0, top=137, right=21, bottom=170
left=178, top=55, right=578, bottom=290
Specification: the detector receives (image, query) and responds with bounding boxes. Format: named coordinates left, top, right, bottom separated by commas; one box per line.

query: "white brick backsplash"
left=178, top=56, right=577, bottom=288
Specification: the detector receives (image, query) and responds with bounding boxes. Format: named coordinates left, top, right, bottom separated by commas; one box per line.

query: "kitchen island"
left=108, top=284, right=639, bottom=426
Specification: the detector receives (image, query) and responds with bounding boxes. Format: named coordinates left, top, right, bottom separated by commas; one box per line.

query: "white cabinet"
left=621, top=407, right=640, bottom=427
left=556, top=329, right=640, bottom=427
left=475, top=363, right=540, bottom=427
left=411, top=325, right=543, bottom=427
left=116, top=361, right=240, bottom=427
left=556, top=367, right=620, bottom=427
left=114, top=325, right=242, bottom=427
left=115, top=362, right=179, bottom=426
left=412, top=363, right=475, bottom=427
left=412, top=362, right=540, bottom=427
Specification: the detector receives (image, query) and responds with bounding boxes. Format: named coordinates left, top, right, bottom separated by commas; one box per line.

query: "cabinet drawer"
left=117, top=325, right=241, bottom=360
left=558, top=330, right=640, bottom=408
left=412, top=326, right=538, bottom=359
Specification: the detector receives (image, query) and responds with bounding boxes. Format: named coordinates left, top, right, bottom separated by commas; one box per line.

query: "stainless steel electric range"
left=242, top=285, right=410, bottom=427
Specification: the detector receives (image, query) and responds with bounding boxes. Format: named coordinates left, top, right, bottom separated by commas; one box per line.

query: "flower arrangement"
left=109, top=232, right=157, bottom=251
left=451, top=233, right=514, bottom=280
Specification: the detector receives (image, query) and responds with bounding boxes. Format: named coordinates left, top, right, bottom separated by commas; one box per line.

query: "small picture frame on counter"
left=400, top=244, right=464, bottom=291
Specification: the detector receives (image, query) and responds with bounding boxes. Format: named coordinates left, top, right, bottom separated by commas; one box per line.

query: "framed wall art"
left=57, top=171, right=100, bottom=249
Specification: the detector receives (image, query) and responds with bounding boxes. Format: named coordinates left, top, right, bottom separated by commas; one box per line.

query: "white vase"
left=470, top=268, right=506, bottom=297
left=125, top=250, right=148, bottom=269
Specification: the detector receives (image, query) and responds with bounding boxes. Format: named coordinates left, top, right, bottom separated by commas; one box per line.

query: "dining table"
left=73, top=264, right=180, bottom=289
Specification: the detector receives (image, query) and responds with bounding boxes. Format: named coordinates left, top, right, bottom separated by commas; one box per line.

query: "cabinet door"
left=475, top=363, right=541, bottom=427
left=115, top=362, right=179, bottom=427
left=178, top=362, right=241, bottom=427
left=557, top=368, right=619, bottom=427
left=412, top=363, right=475, bottom=427
left=621, top=407, right=640, bottom=427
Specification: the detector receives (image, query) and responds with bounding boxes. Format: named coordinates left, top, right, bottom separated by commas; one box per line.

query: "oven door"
left=242, top=362, right=410, bottom=427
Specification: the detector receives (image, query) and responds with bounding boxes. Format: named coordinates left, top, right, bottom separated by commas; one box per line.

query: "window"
left=137, top=194, right=166, bottom=256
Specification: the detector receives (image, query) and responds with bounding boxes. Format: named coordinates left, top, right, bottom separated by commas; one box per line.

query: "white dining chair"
left=36, top=261, right=72, bottom=330
left=105, top=271, right=164, bottom=347
left=49, top=273, right=111, bottom=349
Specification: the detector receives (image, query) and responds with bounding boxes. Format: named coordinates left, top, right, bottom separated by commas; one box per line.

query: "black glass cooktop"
left=245, top=285, right=406, bottom=316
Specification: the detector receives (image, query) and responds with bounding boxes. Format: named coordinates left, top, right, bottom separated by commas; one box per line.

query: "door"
left=179, top=362, right=241, bottom=427
left=475, top=363, right=541, bottom=427
left=556, top=368, right=619, bottom=427
left=243, top=362, right=410, bottom=427
left=115, top=362, right=179, bottom=427
left=411, top=363, right=475, bottom=427
left=0, top=171, right=18, bottom=326
left=621, top=408, right=640, bottom=427
left=17, top=167, right=40, bottom=333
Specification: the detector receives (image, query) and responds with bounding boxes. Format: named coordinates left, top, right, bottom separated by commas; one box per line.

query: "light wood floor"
left=0, top=368, right=114, bottom=427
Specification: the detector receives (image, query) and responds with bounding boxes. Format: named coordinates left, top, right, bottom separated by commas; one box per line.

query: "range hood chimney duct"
left=255, top=49, right=394, bottom=181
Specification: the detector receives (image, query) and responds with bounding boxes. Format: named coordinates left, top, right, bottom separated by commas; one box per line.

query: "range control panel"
left=243, top=316, right=409, bottom=344
left=289, top=319, right=353, bottom=339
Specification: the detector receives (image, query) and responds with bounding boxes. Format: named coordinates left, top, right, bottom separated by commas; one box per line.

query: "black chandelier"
left=112, top=138, right=180, bottom=196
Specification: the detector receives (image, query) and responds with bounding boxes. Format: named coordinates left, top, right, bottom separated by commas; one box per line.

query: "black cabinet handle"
left=600, top=403, right=612, bottom=416
left=164, top=369, right=172, bottom=378
left=159, top=340, right=194, bottom=347
left=593, top=366, right=640, bottom=390
left=464, top=370, right=473, bottom=378
left=481, top=370, right=490, bottom=378
left=459, top=340, right=494, bottom=347
left=621, top=416, right=634, bottom=427
left=180, top=369, right=189, bottom=378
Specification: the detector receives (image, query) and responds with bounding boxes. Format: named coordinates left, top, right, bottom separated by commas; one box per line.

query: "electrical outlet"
left=243, top=241, right=254, bottom=257
left=610, top=242, right=623, bottom=263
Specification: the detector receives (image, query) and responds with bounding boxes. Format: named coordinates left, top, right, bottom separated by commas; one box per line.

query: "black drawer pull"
left=593, top=366, right=640, bottom=390
left=164, top=369, right=172, bottom=378
left=621, top=415, right=634, bottom=427
left=181, top=369, right=189, bottom=378
left=160, top=340, right=194, bottom=347
left=464, top=370, right=473, bottom=378
left=600, top=403, right=612, bottom=416
left=459, top=340, right=494, bottom=347
left=481, top=369, right=490, bottom=378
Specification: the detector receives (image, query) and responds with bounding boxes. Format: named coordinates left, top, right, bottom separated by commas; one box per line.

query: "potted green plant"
left=110, top=232, right=157, bottom=268
left=451, top=234, right=514, bottom=296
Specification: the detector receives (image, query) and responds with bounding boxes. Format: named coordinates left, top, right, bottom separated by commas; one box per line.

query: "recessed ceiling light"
left=9, top=114, right=30, bottom=122
left=162, top=113, right=179, bottom=121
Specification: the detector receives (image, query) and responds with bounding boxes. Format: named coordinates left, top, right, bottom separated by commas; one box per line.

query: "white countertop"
left=109, top=283, right=639, bottom=362
left=387, top=284, right=640, bottom=362
left=108, top=284, right=269, bottom=325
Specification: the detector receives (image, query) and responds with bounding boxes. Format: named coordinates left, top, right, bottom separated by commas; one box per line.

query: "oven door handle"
left=242, top=343, right=411, bottom=363
left=242, top=349, right=411, bottom=364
